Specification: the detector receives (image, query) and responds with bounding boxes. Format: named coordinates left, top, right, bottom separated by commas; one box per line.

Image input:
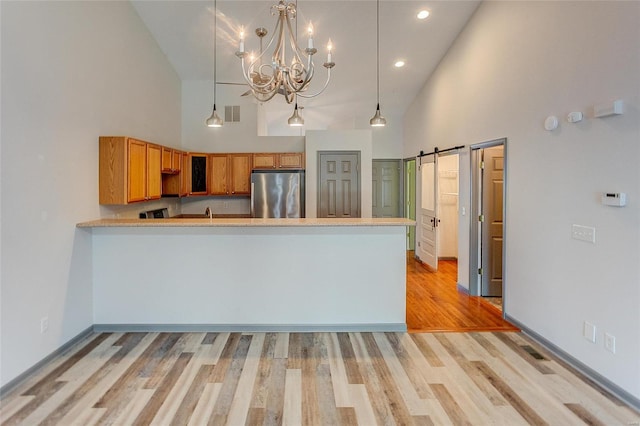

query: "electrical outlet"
left=583, top=321, right=596, bottom=343
left=605, top=333, right=616, bottom=353
left=40, top=317, right=49, bottom=334
left=223, top=202, right=229, bottom=209
left=572, top=224, right=596, bottom=243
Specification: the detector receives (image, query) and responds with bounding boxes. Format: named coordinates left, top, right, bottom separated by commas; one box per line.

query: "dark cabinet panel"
left=190, top=154, right=208, bottom=195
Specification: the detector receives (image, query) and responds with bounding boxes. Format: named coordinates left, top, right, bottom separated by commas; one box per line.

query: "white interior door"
left=419, top=155, right=438, bottom=270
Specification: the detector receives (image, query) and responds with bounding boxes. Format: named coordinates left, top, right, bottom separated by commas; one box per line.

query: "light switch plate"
left=572, top=224, right=595, bottom=243
left=583, top=321, right=596, bottom=343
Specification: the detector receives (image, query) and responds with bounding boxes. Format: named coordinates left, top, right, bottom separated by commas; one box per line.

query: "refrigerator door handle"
left=250, top=182, right=254, bottom=217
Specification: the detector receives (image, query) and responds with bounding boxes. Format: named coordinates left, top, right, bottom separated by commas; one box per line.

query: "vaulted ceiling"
left=131, top=0, right=480, bottom=130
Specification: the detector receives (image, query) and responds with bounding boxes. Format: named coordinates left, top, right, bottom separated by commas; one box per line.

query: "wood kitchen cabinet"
left=99, top=137, right=162, bottom=204
left=210, top=153, right=252, bottom=196
left=161, top=147, right=182, bottom=174
left=252, top=152, right=304, bottom=169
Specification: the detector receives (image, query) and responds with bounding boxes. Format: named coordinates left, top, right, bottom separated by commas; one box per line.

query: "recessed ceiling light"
left=394, top=60, right=405, bottom=68
left=417, top=10, right=430, bottom=20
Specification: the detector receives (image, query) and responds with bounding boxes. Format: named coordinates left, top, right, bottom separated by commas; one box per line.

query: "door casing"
left=469, top=138, right=507, bottom=308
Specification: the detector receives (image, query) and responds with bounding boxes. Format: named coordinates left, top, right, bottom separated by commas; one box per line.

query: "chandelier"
left=235, top=0, right=335, bottom=104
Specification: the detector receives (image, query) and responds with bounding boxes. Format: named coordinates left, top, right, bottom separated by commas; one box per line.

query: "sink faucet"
left=205, top=207, right=213, bottom=219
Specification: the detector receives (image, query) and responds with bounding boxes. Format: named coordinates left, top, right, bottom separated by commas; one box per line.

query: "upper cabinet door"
left=127, top=139, right=147, bottom=203
left=146, top=144, right=162, bottom=200
left=229, top=154, right=252, bottom=195
left=253, top=153, right=277, bottom=169
left=278, top=153, right=304, bottom=169
left=209, top=154, right=228, bottom=195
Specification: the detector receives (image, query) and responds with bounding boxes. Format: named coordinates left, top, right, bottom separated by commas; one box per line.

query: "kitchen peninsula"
left=77, top=217, right=414, bottom=332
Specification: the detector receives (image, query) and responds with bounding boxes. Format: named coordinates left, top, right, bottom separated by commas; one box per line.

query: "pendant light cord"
left=213, top=0, right=217, bottom=103
left=376, top=0, right=380, bottom=106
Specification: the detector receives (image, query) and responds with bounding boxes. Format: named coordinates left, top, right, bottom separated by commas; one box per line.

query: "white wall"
left=0, top=1, right=181, bottom=387
left=404, top=1, right=640, bottom=399
left=305, top=130, right=373, bottom=218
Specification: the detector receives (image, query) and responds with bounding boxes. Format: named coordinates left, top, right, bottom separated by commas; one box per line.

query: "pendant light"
left=288, top=102, right=305, bottom=127
left=206, top=0, right=223, bottom=128
left=370, top=0, right=386, bottom=127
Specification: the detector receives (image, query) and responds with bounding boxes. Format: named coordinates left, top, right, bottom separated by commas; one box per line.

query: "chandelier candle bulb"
left=239, top=30, right=245, bottom=53
left=327, top=41, right=332, bottom=62
left=308, top=24, right=314, bottom=49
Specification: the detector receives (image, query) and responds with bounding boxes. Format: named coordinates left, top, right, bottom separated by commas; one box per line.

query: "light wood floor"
left=406, top=255, right=518, bottom=333
left=1, top=331, right=638, bottom=425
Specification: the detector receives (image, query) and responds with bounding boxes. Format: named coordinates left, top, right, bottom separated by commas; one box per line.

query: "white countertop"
left=77, top=217, right=416, bottom=228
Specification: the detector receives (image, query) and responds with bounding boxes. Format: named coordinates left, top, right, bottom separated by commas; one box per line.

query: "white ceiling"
left=131, top=0, right=480, bottom=129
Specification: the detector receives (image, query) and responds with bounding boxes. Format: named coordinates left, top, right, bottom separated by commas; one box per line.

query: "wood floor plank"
left=110, top=386, right=154, bottom=425
left=263, top=358, right=286, bottom=426
left=409, top=334, right=444, bottom=367
left=433, top=333, right=507, bottom=407
left=170, top=364, right=215, bottom=426
left=492, top=332, right=555, bottom=375
left=361, top=332, right=414, bottom=425
left=207, top=334, right=252, bottom=426
left=286, top=333, right=302, bottom=370
left=134, top=351, right=194, bottom=426
left=274, top=333, right=290, bottom=359
left=336, top=333, right=364, bottom=385
left=384, top=333, right=434, bottom=400
left=209, top=333, right=242, bottom=384
left=348, top=384, right=377, bottom=426
left=326, top=332, right=352, bottom=407
left=300, top=333, right=321, bottom=425
left=227, top=333, right=265, bottom=426
left=187, top=382, right=222, bottom=426
left=472, top=360, right=548, bottom=425
left=283, top=368, right=302, bottom=426
left=565, top=402, right=607, bottom=426
left=248, top=332, right=277, bottom=410
left=372, top=332, right=430, bottom=416
left=430, top=383, right=472, bottom=426
left=142, top=333, right=194, bottom=390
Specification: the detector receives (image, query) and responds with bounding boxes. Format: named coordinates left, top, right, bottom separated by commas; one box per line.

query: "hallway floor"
left=406, top=254, right=518, bottom=333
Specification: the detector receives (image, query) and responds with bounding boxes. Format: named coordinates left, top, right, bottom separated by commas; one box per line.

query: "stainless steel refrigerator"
left=251, top=170, right=305, bottom=218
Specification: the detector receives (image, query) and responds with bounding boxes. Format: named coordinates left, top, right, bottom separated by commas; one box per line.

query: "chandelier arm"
left=296, top=67, right=332, bottom=99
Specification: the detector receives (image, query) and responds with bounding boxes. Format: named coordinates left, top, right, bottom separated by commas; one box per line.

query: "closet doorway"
left=437, top=154, right=459, bottom=264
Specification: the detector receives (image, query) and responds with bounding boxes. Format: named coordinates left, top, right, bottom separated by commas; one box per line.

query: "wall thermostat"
left=601, top=192, right=626, bottom=207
